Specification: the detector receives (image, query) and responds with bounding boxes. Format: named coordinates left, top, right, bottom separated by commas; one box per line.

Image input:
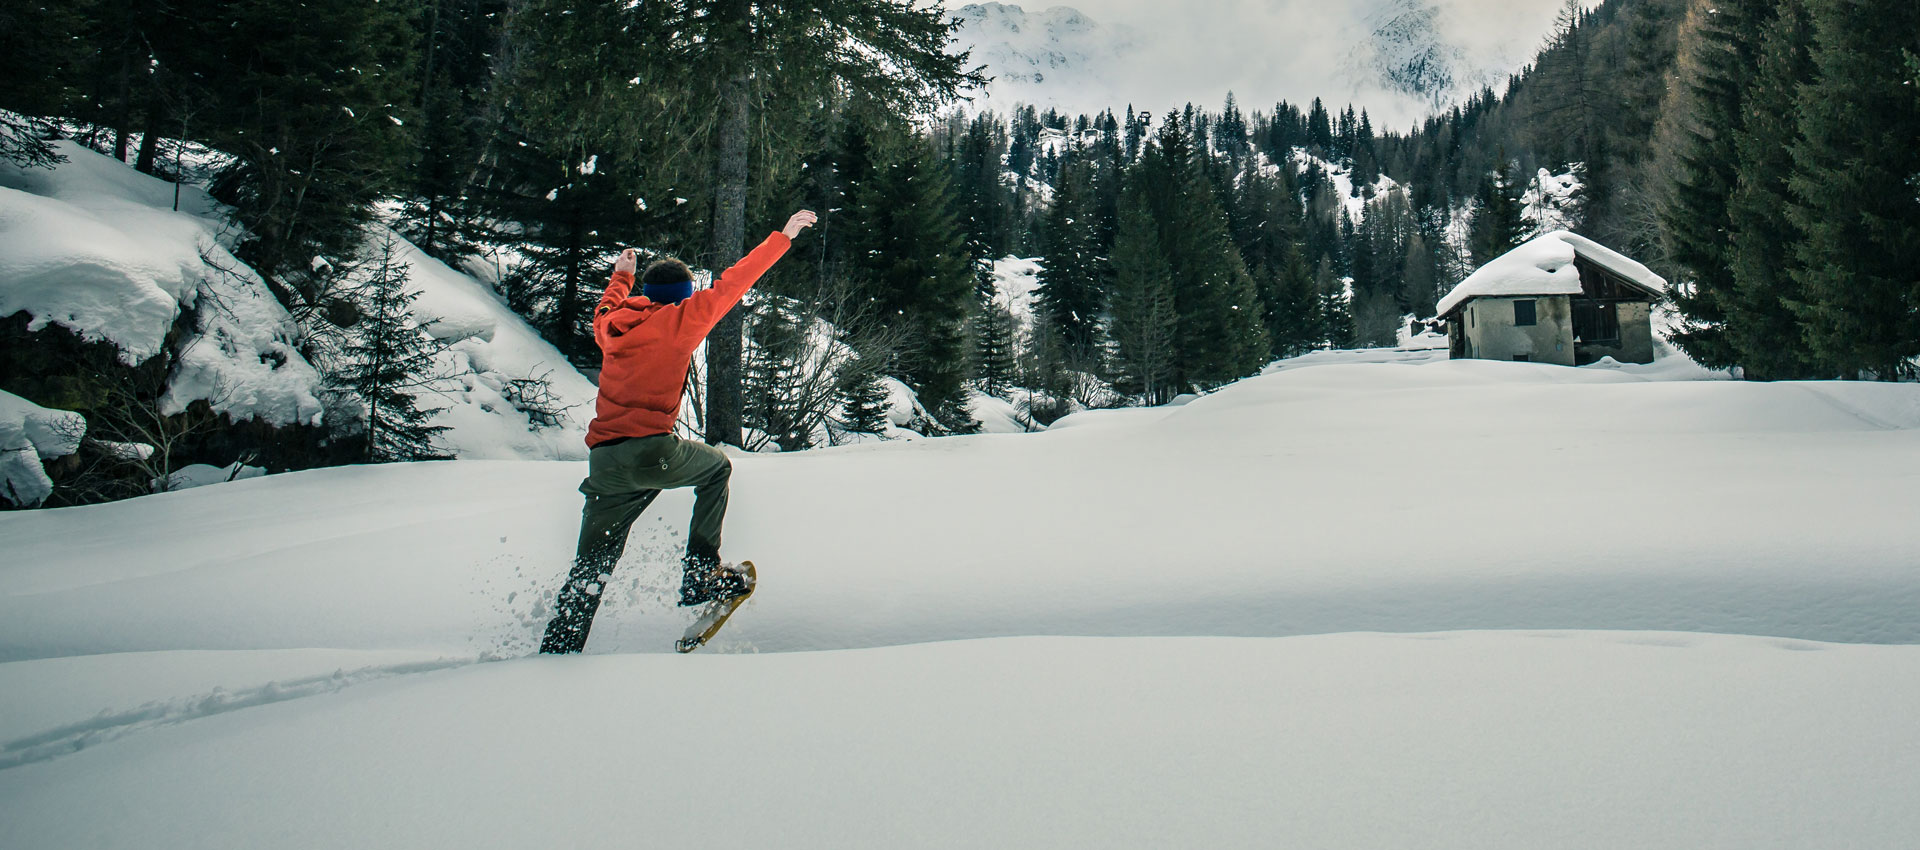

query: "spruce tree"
left=1135, top=112, right=1270, bottom=388
left=841, top=129, right=976, bottom=430
left=1035, top=156, right=1106, bottom=365
left=327, top=236, right=451, bottom=463
left=192, top=0, right=421, bottom=280
left=621, top=1, right=982, bottom=448
left=1265, top=244, right=1321, bottom=358
left=834, top=362, right=893, bottom=440
left=0, top=0, right=86, bottom=168
left=400, top=0, right=509, bottom=263
left=1108, top=188, right=1178, bottom=404
left=1468, top=157, right=1526, bottom=266
left=1724, top=0, right=1819, bottom=380
left=1786, top=0, right=1920, bottom=379
left=1663, top=0, right=1775, bottom=371
left=1314, top=254, right=1354, bottom=349
left=742, top=300, right=813, bottom=451
left=973, top=292, right=1019, bottom=398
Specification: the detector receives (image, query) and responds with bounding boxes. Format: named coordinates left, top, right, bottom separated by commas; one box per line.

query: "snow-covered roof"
left=1436, top=231, right=1667, bottom=317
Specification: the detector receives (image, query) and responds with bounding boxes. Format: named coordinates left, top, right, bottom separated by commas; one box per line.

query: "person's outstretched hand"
left=782, top=210, right=818, bottom=240
left=614, top=248, right=638, bottom=275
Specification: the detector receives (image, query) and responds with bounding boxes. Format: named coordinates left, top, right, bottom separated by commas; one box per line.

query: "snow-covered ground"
left=3, top=348, right=1918, bottom=847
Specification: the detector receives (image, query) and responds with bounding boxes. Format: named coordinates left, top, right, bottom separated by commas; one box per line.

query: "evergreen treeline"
left=1660, top=0, right=1920, bottom=379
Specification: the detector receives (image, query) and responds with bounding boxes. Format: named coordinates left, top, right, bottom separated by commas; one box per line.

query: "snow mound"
left=1436, top=230, right=1666, bottom=317
left=3, top=633, right=1919, bottom=849
left=0, top=149, right=209, bottom=363
left=1, top=142, right=325, bottom=426
left=0, top=391, right=84, bottom=507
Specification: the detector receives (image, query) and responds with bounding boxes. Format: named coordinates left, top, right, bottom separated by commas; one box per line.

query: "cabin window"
left=1513, top=354, right=1530, bottom=362
left=1513, top=300, right=1537, bottom=326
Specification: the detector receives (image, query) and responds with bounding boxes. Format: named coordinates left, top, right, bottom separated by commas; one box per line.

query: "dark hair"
left=641, top=257, right=692, bottom=287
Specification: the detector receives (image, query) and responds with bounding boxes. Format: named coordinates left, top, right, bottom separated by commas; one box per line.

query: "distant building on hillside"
left=1436, top=231, right=1667, bottom=366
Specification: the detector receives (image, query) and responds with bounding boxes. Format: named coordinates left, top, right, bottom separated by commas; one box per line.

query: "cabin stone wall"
left=1459, top=295, right=1575, bottom=366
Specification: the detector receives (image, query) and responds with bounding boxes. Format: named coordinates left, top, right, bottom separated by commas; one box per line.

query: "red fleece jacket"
left=586, top=232, right=791, bottom=447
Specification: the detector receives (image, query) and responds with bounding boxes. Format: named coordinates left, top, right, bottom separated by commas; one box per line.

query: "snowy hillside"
left=0, top=141, right=324, bottom=427
left=949, top=1, right=1586, bottom=127
left=3, top=346, right=1918, bottom=846
left=0, top=142, right=598, bottom=470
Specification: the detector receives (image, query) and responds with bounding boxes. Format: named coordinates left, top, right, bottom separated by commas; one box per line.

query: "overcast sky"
left=944, top=0, right=1588, bottom=129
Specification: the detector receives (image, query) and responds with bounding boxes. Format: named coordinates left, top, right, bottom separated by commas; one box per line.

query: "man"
left=539, top=210, right=818, bottom=654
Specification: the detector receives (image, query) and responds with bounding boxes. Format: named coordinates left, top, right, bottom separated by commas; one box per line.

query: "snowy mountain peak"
left=950, top=0, right=1571, bottom=129
left=950, top=3, right=1136, bottom=111
left=1348, top=0, right=1467, bottom=109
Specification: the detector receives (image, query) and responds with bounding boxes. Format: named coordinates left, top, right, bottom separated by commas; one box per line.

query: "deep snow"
left=2, top=347, right=1917, bottom=847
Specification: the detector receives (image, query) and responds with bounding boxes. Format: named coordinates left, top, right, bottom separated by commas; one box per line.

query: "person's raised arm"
left=596, top=249, right=639, bottom=320
left=679, top=211, right=817, bottom=335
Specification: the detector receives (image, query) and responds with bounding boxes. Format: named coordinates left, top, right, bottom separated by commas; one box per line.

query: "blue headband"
left=642, top=279, right=693, bottom=305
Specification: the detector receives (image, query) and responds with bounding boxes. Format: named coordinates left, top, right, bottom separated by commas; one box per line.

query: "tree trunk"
left=703, top=68, right=752, bottom=447
left=563, top=211, right=583, bottom=365
left=114, top=56, right=133, bottom=162
left=134, top=111, right=160, bottom=175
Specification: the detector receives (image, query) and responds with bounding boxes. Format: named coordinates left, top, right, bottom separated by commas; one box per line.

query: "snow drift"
left=2, top=343, right=1916, bottom=849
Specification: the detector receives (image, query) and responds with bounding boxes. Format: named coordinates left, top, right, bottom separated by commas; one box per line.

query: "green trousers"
left=540, top=434, right=732, bottom=653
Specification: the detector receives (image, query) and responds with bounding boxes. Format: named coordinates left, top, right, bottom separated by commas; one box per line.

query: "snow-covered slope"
left=0, top=142, right=324, bottom=426
left=0, top=142, right=597, bottom=462
left=3, top=349, right=1917, bottom=847
left=376, top=227, right=597, bottom=459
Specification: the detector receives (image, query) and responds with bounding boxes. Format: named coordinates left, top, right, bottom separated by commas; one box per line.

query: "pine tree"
left=1724, top=0, right=1819, bottom=380
left=1265, top=244, right=1321, bottom=358
left=0, top=0, right=86, bottom=168
left=1134, top=112, right=1270, bottom=388
left=326, top=236, right=451, bottom=463
left=742, top=300, right=813, bottom=451
left=1468, top=156, right=1526, bottom=266
left=973, top=289, right=1019, bottom=398
left=400, top=0, right=509, bottom=263
left=658, top=0, right=983, bottom=448
left=1314, top=254, right=1353, bottom=349
left=1662, top=0, right=1775, bottom=371
left=840, top=129, right=976, bottom=430
left=1108, top=187, right=1178, bottom=404
left=191, top=0, right=421, bottom=280
left=949, top=112, right=1016, bottom=262
left=1401, top=231, right=1439, bottom=319
left=1035, top=156, right=1106, bottom=365
left=834, top=361, right=893, bottom=440
left=1786, top=0, right=1920, bottom=379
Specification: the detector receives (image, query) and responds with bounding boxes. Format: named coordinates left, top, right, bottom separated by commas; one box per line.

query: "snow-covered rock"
left=0, top=141, right=324, bottom=426
left=0, top=390, right=84, bottom=507
left=1521, top=164, right=1586, bottom=237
